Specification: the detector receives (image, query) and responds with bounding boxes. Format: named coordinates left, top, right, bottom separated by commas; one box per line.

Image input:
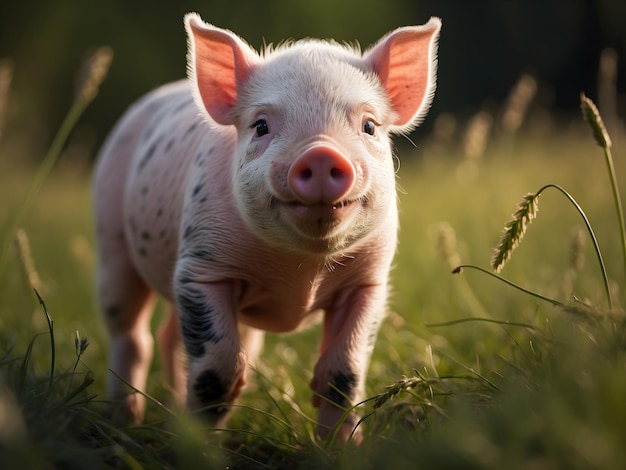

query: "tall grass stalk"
left=490, top=183, right=612, bottom=309
left=0, top=47, right=112, bottom=279
left=580, top=93, right=626, bottom=282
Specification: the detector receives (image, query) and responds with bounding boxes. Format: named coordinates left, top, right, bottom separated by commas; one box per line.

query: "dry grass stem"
left=502, top=74, right=537, bottom=132
left=0, top=58, right=13, bottom=140
left=436, top=221, right=461, bottom=269
left=15, top=229, right=44, bottom=293
left=463, top=111, right=493, bottom=159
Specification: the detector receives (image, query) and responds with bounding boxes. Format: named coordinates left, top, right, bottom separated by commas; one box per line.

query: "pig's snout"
left=288, top=146, right=356, bottom=204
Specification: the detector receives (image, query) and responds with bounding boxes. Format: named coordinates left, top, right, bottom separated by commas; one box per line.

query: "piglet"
left=93, top=13, right=441, bottom=442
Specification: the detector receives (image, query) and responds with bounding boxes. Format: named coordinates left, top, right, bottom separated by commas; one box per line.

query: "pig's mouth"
left=272, top=195, right=364, bottom=225
left=284, top=198, right=360, bottom=221
left=263, top=195, right=371, bottom=252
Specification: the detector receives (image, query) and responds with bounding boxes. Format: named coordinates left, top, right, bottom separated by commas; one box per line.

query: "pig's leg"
left=95, top=234, right=156, bottom=424
left=157, top=303, right=187, bottom=406
left=311, top=284, right=388, bottom=443
left=94, top=123, right=159, bottom=422
left=173, top=275, right=247, bottom=425
left=239, top=325, right=264, bottom=383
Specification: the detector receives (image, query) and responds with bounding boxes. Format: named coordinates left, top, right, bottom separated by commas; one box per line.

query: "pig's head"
left=185, top=13, right=441, bottom=255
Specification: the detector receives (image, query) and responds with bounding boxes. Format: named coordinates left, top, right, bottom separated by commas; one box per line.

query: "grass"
left=1, top=66, right=626, bottom=467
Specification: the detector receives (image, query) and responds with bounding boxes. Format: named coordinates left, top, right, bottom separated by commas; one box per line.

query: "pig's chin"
left=273, top=198, right=366, bottom=253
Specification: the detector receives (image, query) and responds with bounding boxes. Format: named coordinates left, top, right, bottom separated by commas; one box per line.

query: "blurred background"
left=0, top=0, right=625, bottom=163
left=1, top=4, right=626, bottom=465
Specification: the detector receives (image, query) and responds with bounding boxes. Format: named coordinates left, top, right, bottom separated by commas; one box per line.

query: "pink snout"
left=288, top=146, right=356, bottom=204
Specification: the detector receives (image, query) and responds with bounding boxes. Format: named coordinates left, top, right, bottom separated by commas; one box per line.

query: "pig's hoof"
left=316, top=401, right=362, bottom=444
left=189, top=369, right=243, bottom=425
left=104, top=394, right=144, bottom=426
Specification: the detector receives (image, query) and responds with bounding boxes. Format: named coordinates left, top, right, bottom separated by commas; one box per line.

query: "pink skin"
left=93, top=13, right=441, bottom=442
left=288, top=145, right=356, bottom=204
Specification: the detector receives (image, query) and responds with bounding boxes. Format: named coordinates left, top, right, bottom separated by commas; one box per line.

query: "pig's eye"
left=363, top=119, right=376, bottom=136
left=253, top=119, right=269, bottom=137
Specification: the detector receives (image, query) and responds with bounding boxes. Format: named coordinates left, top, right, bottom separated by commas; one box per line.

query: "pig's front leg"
left=311, top=284, right=389, bottom=443
left=173, top=266, right=246, bottom=424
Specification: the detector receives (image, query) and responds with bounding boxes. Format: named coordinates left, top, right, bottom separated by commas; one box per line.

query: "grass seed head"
left=75, top=46, right=113, bottom=105
left=491, top=192, right=540, bottom=273
left=0, top=58, right=13, bottom=140
left=436, top=221, right=461, bottom=269
left=580, top=93, right=611, bottom=150
left=15, top=229, right=44, bottom=293
left=74, top=330, right=90, bottom=357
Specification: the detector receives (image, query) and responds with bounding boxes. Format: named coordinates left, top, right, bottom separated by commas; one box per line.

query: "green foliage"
left=1, top=43, right=626, bottom=469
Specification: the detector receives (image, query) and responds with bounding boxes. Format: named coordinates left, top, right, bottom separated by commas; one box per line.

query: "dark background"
left=1, top=0, right=624, bottom=160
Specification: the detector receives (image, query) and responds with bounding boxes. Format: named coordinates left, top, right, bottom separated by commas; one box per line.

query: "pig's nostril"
left=301, top=168, right=313, bottom=180
left=330, top=167, right=343, bottom=179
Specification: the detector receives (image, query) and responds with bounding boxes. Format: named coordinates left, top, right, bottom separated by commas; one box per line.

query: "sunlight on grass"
left=1, top=68, right=626, bottom=467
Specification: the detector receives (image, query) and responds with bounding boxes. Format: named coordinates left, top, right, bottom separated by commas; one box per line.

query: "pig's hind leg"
left=94, top=136, right=157, bottom=423
left=157, top=303, right=187, bottom=406
left=95, top=224, right=157, bottom=423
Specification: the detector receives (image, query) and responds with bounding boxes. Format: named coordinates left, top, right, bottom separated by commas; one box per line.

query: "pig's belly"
left=122, top=143, right=191, bottom=300
left=238, top=298, right=322, bottom=333
left=123, top=191, right=182, bottom=300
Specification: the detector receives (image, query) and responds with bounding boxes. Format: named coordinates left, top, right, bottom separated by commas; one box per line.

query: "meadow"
left=1, top=69, right=625, bottom=468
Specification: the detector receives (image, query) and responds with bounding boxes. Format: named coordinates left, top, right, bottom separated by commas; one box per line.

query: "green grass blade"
left=453, top=264, right=566, bottom=309
left=34, top=289, right=55, bottom=396
left=536, top=184, right=612, bottom=309
left=425, top=316, right=540, bottom=331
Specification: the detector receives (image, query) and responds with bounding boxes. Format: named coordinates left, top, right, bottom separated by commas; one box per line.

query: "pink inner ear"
left=367, top=21, right=440, bottom=130
left=386, top=33, right=433, bottom=125
left=189, top=19, right=257, bottom=125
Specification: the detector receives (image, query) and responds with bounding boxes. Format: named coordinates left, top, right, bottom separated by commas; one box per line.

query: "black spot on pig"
left=183, top=225, right=197, bottom=240
left=192, top=369, right=230, bottom=420
left=178, top=286, right=224, bottom=358
left=172, top=98, right=194, bottom=115
left=105, top=305, right=121, bottom=318
left=190, top=249, right=214, bottom=261
left=138, top=136, right=164, bottom=172
left=324, top=372, right=357, bottom=406
left=193, top=370, right=227, bottom=403
left=183, top=121, right=199, bottom=140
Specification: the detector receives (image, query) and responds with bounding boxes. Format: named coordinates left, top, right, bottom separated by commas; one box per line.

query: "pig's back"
left=95, top=80, right=235, bottom=299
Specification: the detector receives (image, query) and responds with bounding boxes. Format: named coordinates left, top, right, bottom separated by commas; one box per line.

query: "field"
left=1, top=88, right=626, bottom=468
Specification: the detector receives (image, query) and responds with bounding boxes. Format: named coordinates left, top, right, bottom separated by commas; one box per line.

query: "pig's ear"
left=365, top=18, right=441, bottom=133
left=185, top=13, right=259, bottom=125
